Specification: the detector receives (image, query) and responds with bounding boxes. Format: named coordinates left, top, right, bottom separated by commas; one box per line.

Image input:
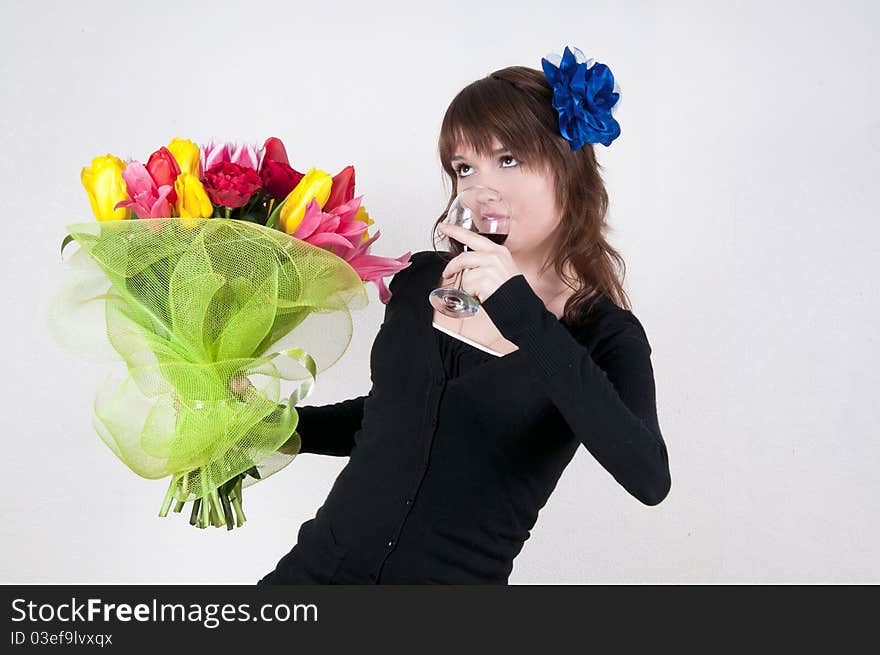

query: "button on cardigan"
left=257, top=249, right=671, bottom=585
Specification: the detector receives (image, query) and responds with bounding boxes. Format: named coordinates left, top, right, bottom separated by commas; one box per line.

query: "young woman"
left=257, top=48, right=671, bottom=585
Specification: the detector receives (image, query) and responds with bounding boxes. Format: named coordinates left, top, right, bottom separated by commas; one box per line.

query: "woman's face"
left=449, top=136, right=563, bottom=258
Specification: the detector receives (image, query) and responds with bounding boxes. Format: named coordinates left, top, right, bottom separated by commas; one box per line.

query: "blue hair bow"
left=541, top=46, right=622, bottom=149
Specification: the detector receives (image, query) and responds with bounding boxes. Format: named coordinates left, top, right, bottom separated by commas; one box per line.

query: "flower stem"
left=162, top=471, right=250, bottom=530
left=199, top=477, right=210, bottom=529
left=219, top=486, right=234, bottom=531
left=199, top=493, right=209, bottom=529
left=240, top=193, right=261, bottom=221
left=265, top=198, right=286, bottom=231
left=209, top=488, right=224, bottom=528
left=230, top=476, right=246, bottom=527
left=159, top=475, right=177, bottom=517
left=173, top=470, right=189, bottom=513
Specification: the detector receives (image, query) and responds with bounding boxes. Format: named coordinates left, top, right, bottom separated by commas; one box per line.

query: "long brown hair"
left=433, top=65, right=632, bottom=327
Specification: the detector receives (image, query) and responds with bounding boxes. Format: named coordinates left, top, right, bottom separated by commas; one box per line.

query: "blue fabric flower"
left=541, top=46, right=621, bottom=149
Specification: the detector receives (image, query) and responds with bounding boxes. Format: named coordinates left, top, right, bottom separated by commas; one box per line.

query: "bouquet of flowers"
left=48, top=136, right=411, bottom=530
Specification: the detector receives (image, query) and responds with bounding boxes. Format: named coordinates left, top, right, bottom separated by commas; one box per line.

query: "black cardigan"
left=257, top=250, right=671, bottom=585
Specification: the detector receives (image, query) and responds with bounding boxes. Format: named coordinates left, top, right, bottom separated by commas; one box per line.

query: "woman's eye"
left=453, top=155, right=518, bottom=177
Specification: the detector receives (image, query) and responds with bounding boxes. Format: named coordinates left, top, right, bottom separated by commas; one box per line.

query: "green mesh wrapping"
left=47, top=217, right=367, bottom=521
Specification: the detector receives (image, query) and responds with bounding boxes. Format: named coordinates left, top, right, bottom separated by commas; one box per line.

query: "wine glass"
left=429, top=185, right=511, bottom=319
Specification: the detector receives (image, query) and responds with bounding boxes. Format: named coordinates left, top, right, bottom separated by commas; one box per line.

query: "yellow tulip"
left=174, top=173, right=213, bottom=227
left=354, top=205, right=375, bottom=242
left=279, top=167, right=333, bottom=234
left=81, top=154, right=130, bottom=221
left=166, top=137, right=200, bottom=177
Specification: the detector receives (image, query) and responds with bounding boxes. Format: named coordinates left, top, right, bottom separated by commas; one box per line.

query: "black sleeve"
left=289, top=252, right=422, bottom=457
left=480, top=274, right=672, bottom=506
left=294, top=394, right=369, bottom=456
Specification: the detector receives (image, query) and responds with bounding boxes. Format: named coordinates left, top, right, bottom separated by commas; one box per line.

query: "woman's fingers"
left=228, top=375, right=255, bottom=399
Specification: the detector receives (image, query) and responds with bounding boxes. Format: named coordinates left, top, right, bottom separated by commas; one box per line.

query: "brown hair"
left=432, top=65, right=632, bottom=327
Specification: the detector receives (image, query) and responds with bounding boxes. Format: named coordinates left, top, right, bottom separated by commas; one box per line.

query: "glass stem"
left=456, top=245, right=468, bottom=291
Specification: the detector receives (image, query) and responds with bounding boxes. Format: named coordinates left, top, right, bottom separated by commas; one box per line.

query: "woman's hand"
left=437, top=223, right=522, bottom=302
left=171, top=377, right=254, bottom=416
left=229, top=375, right=256, bottom=400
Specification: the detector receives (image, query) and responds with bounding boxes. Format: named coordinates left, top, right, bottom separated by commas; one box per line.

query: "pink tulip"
left=200, top=140, right=260, bottom=174
left=200, top=140, right=229, bottom=173
left=228, top=141, right=259, bottom=170
left=114, top=161, right=173, bottom=219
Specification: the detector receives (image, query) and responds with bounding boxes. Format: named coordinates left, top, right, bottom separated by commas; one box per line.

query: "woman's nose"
left=461, top=180, right=506, bottom=196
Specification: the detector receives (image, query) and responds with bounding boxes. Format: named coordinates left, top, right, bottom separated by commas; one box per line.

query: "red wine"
left=450, top=232, right=508, bottom=250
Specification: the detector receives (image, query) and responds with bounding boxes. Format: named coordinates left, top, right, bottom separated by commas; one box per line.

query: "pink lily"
left=334, top=229, right=413, bottom=304
left=288, top=195, right=410, bottom=302
left=114, top=161, right=173, bottom=218
left=292, top=195, right=370, bottom=249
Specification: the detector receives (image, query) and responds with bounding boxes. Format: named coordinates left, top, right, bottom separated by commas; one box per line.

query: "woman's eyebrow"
left=450, top=147, right=510, bottom=163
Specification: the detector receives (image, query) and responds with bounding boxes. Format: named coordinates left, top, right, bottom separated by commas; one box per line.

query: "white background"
left=2, top=0, right=877, bottom=583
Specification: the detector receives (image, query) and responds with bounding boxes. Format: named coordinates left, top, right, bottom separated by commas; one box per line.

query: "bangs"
left=438, top=75, right=556, bottom=177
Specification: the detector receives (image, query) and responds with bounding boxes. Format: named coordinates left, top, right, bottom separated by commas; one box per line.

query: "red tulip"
left=146, top=146, right=181, bottom=204
left=260, top=160, right=305, bottom=200
left=325, top=165, right=355, bottom=212
left=260, top=136, right=290, bottom=168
